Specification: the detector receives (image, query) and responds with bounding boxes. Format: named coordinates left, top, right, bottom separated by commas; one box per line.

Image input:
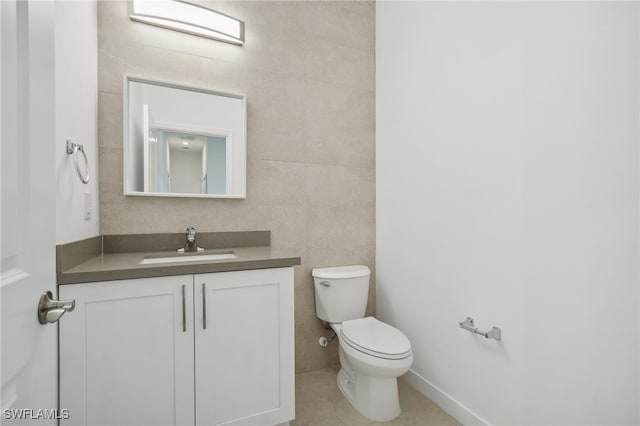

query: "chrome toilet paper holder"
left=459, top=317, right=501, bottom=341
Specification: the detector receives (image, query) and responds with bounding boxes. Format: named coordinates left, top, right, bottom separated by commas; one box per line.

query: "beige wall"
left=98, top=0, right=375, bottom=373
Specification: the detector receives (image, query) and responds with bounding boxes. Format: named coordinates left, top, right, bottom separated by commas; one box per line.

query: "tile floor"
left=293, top=368, right=460, bottom=426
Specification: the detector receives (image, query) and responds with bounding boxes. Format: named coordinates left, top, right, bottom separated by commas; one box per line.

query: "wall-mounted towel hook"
left=459, top=317, right=501, bottom=341
left=66, top=139, right=89, bottom=184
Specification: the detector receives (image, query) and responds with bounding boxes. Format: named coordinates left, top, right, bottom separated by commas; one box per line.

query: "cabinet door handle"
left=202, top=283, right=206, bottom=330
left=181, top=284, right=186, bottom=332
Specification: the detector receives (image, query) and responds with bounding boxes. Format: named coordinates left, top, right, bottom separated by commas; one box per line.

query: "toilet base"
left=336, top=367, right=401, bottom=422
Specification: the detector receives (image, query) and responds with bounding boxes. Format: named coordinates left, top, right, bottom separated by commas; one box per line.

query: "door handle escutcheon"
left=38, top=291, right=75, bottom=324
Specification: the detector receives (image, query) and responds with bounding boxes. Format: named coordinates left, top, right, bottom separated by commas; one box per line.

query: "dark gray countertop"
left=58, top=246, right=301, bottom=284
left=56, top=232, right=301, bottom=284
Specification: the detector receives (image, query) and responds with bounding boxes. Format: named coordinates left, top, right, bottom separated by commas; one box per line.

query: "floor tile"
left=293, top=368, right=460, bottom=426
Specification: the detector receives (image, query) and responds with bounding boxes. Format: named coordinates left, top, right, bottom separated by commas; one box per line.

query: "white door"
left=1, top=0, right=59, bottom=423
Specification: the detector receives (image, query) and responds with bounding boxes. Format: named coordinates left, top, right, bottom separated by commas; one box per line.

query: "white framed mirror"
left=124, top=76, right=246, bottom=198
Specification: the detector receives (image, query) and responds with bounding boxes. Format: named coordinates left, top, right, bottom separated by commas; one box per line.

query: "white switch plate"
left=84, top=192, right=91, bottom=220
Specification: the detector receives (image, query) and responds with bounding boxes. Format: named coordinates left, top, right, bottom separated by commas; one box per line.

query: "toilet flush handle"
left=319, top=281, right=331, bottom=287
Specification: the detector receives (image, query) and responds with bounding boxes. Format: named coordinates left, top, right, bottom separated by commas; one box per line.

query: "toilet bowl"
left=312, top=265, right=413, bottom=421
left=332, top=317, right=413, bottom=421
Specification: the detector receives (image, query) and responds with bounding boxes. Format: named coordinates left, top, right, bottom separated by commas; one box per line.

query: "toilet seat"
left=340, top=317, right=412, bottom=360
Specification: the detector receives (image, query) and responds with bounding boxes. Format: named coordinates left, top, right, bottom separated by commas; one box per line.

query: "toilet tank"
left=312, top=265, right=371, bottom=323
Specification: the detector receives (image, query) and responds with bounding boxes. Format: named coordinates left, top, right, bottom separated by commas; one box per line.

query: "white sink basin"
left=139, top=251, right=237, bottom=265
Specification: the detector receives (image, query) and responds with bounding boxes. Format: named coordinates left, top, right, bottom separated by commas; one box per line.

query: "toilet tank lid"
left=312, top=265, right=371, bottom=279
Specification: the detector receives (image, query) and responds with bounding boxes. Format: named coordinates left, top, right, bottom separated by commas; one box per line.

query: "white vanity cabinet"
left=59, top=267, right=294, bottom=426
left=59, top=275, right=195, bottom=426
left=195, top=269, right=295, bottom=426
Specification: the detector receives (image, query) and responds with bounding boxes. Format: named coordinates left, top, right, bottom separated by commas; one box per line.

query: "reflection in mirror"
left=125, top=77, right=246, bottom=198
left=146, top=127, right=228, bottom=194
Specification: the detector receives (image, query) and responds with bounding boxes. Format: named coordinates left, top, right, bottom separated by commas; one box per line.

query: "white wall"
left=376, top=2, right=639, bottom=425
left=55, top=0, right=98, bottom=244
left=128, top=83, right=143, bottom=191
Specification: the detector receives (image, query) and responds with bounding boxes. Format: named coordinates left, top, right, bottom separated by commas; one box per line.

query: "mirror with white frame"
left=124, top=77, right=246, bottom=198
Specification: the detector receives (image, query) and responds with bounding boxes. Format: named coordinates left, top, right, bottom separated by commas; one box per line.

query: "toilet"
left=312, top=265, right=413, bottom=421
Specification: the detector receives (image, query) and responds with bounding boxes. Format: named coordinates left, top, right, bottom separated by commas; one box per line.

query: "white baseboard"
left=401, top=369, right=489, bottom=426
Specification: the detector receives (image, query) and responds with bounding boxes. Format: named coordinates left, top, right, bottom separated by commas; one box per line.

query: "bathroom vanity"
left=56, top=232, right=299, bottom=426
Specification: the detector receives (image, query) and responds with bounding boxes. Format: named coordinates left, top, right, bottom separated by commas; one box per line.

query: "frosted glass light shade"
left=129, top=0, right=244, bottom=45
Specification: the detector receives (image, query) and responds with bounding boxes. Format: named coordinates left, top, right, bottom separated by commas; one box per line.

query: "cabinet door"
left=195, top=268, right=295, bottom=426
left=60, top=276, right=195, bottom=426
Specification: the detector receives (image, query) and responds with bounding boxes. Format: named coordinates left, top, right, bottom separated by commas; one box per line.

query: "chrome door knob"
left=45, top=308, right=67, bottom=324
left=38, top=291, right=75, bottom=324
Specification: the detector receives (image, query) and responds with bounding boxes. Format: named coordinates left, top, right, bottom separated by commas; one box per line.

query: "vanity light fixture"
left=129, top=0, right=245, bottom=46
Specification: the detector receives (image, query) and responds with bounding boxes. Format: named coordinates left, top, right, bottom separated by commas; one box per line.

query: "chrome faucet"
left=187, top=226, right=196, bottom=243
left=184, top=226, right=197, bottom=252
left=178, top=226, right=204, bottom=253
